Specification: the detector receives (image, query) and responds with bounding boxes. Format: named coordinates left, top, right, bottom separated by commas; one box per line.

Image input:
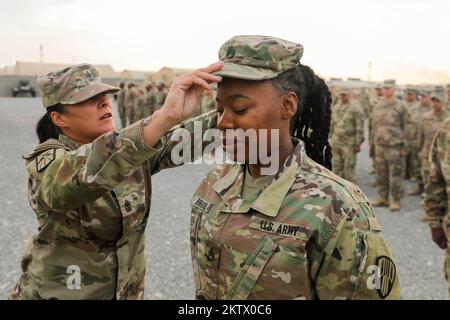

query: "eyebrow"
left=216, top=94, right=251, bottom=103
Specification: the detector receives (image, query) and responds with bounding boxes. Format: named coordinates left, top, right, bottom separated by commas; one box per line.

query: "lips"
left=99, top=112, right=112, bottom=120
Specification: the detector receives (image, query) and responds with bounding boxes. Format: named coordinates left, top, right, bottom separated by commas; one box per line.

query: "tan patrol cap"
left=431, top=91, right=445, bottom=102
left=37, top=63, right=119, bottom=108
left=383, top=79, right=396, bottom=88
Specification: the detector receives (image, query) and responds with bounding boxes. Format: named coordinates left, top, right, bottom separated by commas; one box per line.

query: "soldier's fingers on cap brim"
left=193, top=70, right=222, bottom=84
left=173, top=73, right=212, bottom=92
left=198, top=61, right=224, bottom=74
left=188, top=75, right=211, bottom=91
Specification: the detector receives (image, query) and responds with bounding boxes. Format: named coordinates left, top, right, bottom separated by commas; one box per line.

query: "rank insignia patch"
left=36, top=149, right=56, bottom=173
left=376, top=255, right=396, bottom=299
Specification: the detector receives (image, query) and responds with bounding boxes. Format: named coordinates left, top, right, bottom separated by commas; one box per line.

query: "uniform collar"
left=58, top=133, right=81, bottom=150
left=212, top=138, right=304, bottom=217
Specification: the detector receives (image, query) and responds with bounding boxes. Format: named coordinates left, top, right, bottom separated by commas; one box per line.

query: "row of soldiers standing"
left=115, top=80, right=217, bottom=128
left=330, top=81, right=450, bottom=297
left=115, top=81, right=168, bottom=128
left=330, top=80, right=450, bottom=212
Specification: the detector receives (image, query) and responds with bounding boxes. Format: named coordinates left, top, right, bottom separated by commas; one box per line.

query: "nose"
left=98, top=95, right=110, bottom=109
left=217, top=110, right=235, bottom=131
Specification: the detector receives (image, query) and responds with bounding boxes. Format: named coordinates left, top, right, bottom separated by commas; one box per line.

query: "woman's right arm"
left=30, top=62, right=223, bottom=211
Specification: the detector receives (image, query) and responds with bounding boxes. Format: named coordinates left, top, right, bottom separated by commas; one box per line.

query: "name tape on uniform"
left=249, top=216, right=309, bottom=240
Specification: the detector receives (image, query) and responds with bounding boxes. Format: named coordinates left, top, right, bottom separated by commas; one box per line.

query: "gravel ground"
left=0, top=97, right=447, bottom=300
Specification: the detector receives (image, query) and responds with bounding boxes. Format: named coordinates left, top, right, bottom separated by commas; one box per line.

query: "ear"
left=280, top=92, right=298, bottom=120
left=50, top=110, right=69, bottom=128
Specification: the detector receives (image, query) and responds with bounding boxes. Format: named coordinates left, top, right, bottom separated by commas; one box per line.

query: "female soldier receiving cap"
left=11, top=62, right=223, bottom=300
left=190, top=35, right=401, bottom=300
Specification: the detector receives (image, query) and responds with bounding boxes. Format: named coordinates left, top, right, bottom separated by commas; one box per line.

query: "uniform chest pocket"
left=226, top=236, right=310, bottom=300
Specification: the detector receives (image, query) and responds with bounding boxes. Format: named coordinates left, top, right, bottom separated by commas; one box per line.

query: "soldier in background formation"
left=116, top=82, right=127, bottom=128
left=330, top=87, right=364, bottom=183
left=370, top=79, right=412, bottom=211
left=403, top=86, right=419, bottom=181
left=368, top=84, right=383, bottom=178
left=423, top=99, right=450, bottom=298
left=417, top=91, right=448, bottom=191
left=118, top=79, right=209, bottom=128
left=124, top=82, right=138, bottom=125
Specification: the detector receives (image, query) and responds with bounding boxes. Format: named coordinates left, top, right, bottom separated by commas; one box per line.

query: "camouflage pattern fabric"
left=11, top=111, right=218, bottom=300
left=143, top=90, right=156, bottom=118
left=124, top=86, right=138, bottom=124
left=371, top=98, right=412, bottom=200
left=409, top=102, right=432, bottom=184
left=37, top=63, right=119, bottom=108
left=215, top=35, right=303, bottom=81
left=418, top=110, right=448, bottom=191
left=190, top=139, right=401, bottom=300
left=117, top=89, right=127, bottom=128
left=423, top=117, right=450, bottom=297
left=330, top=101, right=364, bottom=183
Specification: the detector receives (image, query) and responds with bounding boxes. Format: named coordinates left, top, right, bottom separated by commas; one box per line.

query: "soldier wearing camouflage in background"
left=154, top=81, right=168, bottom=111
left=199, top=88, right=217, bottom=115
left=403, top=86, right=418, bottom=181
left=330, top=87, right=364, bottom=183
left=190, top=35, right=401, bottom=300
left=143, top=83, right=156, bottom=118
left=10, top=62, right=223, bottom=300
left=134, top=87, right=145, bottom=120
left=419, top=92, right=448, bottom=189
left=124, top=82, right=138, bottom=124
left=368, top=84, right=383, bottom=177
left=371, top=79, right=412, bottom=211
left=408, top=90, right=432, bottom=195
left=116, top=82, right=127, bottom=128
left=423, top=106, right=450, bottom=298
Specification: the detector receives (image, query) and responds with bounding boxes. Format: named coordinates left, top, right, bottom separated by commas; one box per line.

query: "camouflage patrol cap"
left=215, top=35, right=303, bottom=81
left=431, top=91, right=445, bottom=102
left=338, top=86, right=351, bottom=95
left=405, top=85, right=418, bottom=94
left=37, top=63, right=119, bottom=108
left=383, top=79, right=396, bottom=88
left=419, top=89, right=430, bottom=96
left=435, top=85, right=445, bottom=92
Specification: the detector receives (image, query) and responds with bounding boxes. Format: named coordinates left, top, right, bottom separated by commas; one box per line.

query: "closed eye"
left=234, top=107, right=249, bottom=115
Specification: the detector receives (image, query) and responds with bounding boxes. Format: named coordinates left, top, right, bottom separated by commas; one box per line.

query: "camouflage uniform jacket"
left=124, top=87, right=138, bottom=108
left=330, top=101, right=365, bottom=147
left=371, top=98, right=412, bottom=149
left=424, top=118, right=450, bottom=228
left=13, top=111, right=217, bottom=300
left=417, top=110, right=448, bottom=161
left=409, top=103, right=431, bottom=149
left=117, top=89, right=126, bottom=108
left=190, top=139, right=401, bottom=300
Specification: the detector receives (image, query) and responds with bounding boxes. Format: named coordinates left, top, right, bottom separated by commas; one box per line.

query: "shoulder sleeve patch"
left=36, top=149, right=56, bottom=172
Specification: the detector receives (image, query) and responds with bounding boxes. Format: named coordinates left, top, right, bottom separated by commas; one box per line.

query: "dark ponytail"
left=36, top=104, right=65, bottom=143
left=271, top=64, right=332, bottom=170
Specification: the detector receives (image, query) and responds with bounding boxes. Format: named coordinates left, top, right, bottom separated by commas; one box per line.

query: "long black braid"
left=271, top=64, right=333, bottom=170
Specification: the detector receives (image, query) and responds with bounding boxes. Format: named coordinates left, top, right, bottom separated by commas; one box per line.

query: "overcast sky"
left=1, top=0, right=449, bottom=83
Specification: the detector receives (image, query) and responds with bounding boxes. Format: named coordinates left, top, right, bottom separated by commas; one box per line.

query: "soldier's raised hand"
left=160, top=62, right=223, bottom=125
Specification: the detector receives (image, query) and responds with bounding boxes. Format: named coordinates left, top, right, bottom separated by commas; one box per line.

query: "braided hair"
left=271, top=64, right=332, bottom=169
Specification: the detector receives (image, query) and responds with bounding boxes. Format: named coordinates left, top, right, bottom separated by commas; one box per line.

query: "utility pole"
left=368, top=60, right=372, bottom=81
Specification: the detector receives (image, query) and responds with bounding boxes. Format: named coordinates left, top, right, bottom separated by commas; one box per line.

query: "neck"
left=433, top=108, right=443, bottom=115
left=61, top=130, right=93, bottom=145
left=385, top=96, right=395, bottom=102
left=248, top=137, right=293, bottom=178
